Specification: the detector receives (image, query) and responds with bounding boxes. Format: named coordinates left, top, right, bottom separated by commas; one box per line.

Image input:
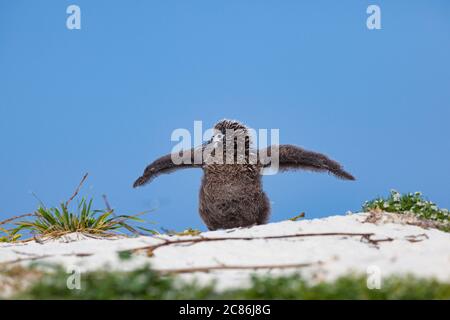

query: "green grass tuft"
left=10, top=198, right=146, bottom=240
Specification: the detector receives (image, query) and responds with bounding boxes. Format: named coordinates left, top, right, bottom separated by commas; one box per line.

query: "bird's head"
left=203, top=119, right=253, bottom=165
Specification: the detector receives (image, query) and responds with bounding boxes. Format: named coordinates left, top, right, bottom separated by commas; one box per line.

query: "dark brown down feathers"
left=133, top=119, right=355, bottom=230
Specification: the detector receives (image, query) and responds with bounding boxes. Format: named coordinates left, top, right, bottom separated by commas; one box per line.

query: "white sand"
left=1, top=212, right=449, bottom=291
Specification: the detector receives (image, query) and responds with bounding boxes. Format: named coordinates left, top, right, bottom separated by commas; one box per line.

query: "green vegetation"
left=163, top=228, right=202, bottom=236
left=13, top=265, right=450, bottom=300
left=0, top=174, right=156, bottom=242
left=289, top=212, right=305, bottom=221
left=10, top=198, right=146, bottom=240
left=227, top=274, right=450, bottom=300
left=0, top=227, right=19, bottom=243
left=1, top=215, right=25, bottom=242
left=363, top=190, right=449, bottom=230
left=0, top=227, right=10, bottom=242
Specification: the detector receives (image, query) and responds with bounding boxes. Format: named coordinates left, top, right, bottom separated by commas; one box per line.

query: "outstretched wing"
left=133, top=147, right=204, bottom=188
left=259, top=144, right=355, bottom=180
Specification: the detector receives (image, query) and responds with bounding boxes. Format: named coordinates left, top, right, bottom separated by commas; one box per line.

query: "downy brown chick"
left=133, top=119, right=355, bottom=230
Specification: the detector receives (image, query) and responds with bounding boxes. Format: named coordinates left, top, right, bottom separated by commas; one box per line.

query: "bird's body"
left=133, top=119, right=355, bottom=231
left=200, top=164, right=269, bottom=230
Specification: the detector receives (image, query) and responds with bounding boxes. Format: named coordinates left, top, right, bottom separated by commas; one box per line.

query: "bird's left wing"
left=258, top=144, right=355, bottom=180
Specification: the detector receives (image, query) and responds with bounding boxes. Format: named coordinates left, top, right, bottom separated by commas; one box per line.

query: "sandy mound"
left=1, top=212, right=449, bottom=294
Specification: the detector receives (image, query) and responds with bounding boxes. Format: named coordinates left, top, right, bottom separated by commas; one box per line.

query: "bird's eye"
left=216, top=134, right=223, bottom=139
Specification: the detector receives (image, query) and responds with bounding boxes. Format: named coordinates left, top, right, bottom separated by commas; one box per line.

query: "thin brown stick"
left=361, top=234, right=394, bottom=247
left=129, top=232, right=376, bottom=255
left=1, top=252, right=319, bottom=276
left=0, top=255, right=54, bottom=265
left=156, top=262, right=321, bottom=275
left=0, top=213, right=35, bottom=226
left=102, top=193, right=120, bottom=221
left=65, top=173, right=89, bottom=208
left=404, top=233, right=429, bottom=243
left=0, top=252, right=95, bottom=266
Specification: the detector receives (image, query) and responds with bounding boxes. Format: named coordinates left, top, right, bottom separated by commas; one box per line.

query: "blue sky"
left=1, top=0, right=449, bottom=231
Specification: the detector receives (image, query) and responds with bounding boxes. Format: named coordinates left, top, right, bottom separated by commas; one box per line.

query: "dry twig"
left=128, top=232, right=377, bottom=256
left=156, top=261, right=322, bottom=275
left=65, top=173, right=89, bottom=208
left=0, top=213, right=35, bottom=226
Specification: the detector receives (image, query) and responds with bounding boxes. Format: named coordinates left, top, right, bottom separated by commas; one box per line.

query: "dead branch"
left=360, top=234, right=394, bottom=248
left=129, top=232, right=376, bottom=256
left=2, top=252, right=320, bottom=276
left=65, top=173, right=89, bottom=208
left=404, top=233, right=429, bottom=243
left=0, top=213, right=35, bottom=226
left=0, top=255, right=54, bottom=265
left=102, top=194, right=113, bottom=212
left=156, top=261, right=322, bottom=275
left=0, top=252, right=95, bottom=266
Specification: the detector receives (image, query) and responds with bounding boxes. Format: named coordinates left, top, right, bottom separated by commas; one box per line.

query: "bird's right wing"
left=133, top=147, right=204, bottom=188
